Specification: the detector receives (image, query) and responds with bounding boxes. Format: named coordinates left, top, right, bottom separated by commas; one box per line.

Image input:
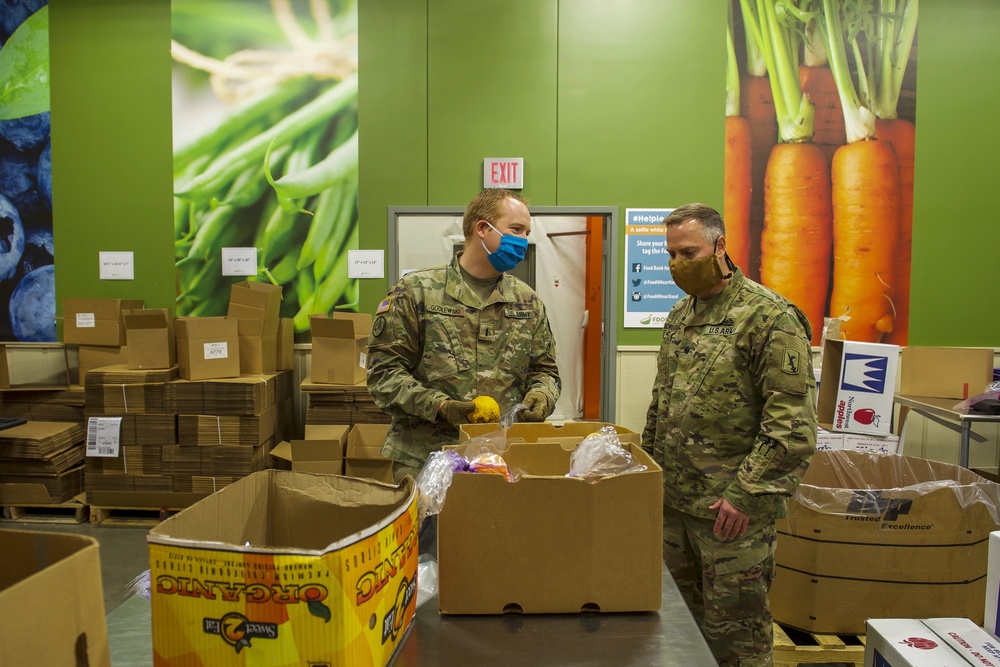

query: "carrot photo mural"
left=729, top=0, right=918, bottom=345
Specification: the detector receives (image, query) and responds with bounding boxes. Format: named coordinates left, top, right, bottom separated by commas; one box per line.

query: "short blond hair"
left=462, top=189, right=529, bottom=239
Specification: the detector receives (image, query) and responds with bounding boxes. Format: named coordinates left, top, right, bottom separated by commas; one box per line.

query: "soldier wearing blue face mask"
left=366, top=189, right=561, bottom=489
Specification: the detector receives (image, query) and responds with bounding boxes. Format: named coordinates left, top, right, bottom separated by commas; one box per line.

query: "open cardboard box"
left=148, top=470, right=418, bottom=666
left=227, top=280, right=281, bottom=334
left=0, top=529, right=109, bottom=666
left=271, top=424, right=351, bottom=474
left=0, top=343, right=71, bottom=389
left=345, top=423, right=393, bottom=483
left=124, top=308, right=176, bottom=370
left=175, top=317, right=240, bottom=381
left=771, top=449, right=1000, bottom=634
left=900, top=346, right=995, bottom=400
left=440, top=422, right=663, bottom=614
left=310, top=314, right=371, bottom=384
left=63, top=298, right=144, bottom=346
left=818, top=339, right=899, bottom=436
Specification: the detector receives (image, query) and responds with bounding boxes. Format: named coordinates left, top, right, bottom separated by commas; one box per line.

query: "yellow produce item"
left=468, top=396, right=501, bottom=423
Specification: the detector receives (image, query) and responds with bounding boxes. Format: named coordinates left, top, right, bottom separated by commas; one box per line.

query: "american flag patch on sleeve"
left=376, top=297, right=393, bottom=314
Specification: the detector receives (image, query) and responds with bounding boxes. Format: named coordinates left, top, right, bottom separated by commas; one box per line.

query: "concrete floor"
left=0, top=520, right=151, bottom=614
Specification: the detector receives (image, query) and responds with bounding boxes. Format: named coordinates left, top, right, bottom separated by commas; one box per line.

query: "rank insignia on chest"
left=706, top=325, right=736, bottom=336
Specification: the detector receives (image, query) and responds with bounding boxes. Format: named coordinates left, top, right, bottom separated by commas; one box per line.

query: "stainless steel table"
left=106, top=565, right=718, bottom=666
left=895, top=394, right=1000, bottom=468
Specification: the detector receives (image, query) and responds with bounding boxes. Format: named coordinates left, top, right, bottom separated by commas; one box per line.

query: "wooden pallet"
left=773, top=622, right=866, bottom=667
left=2, top=502, right=89, bottom=524
left=89, top=505, right=180, bottom=526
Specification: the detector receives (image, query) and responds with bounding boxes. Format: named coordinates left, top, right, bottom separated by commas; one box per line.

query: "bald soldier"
left=642, top=203, right=817, bottom=667
left=366, top=188, right=561, bottom=483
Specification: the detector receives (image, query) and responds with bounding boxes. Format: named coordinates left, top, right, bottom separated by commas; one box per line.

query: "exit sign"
left=483, top=157, right=524, bottom=189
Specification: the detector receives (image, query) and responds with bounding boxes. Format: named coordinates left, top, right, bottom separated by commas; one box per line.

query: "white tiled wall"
left=614, top=345, right=1000, bottom=469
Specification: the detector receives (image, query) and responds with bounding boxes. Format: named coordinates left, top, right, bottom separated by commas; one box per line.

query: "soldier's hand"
left=439, top=400, right=476, bottom=427
left=709, top=497, right=750, bottom=541
left=520, top=390, right=551, bottom=422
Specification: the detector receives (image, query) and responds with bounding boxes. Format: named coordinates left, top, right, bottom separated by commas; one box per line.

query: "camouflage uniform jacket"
left=366, top=256, right=560, bottom=466
left=641, top=269, right=817, bottom=521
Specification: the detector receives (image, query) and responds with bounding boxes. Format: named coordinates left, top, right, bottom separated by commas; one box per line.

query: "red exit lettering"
left=491, top=161, right=518, bottom=184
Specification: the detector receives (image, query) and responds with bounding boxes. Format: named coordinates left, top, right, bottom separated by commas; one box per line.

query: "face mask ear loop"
left=723, top=252, right=736, bottom=279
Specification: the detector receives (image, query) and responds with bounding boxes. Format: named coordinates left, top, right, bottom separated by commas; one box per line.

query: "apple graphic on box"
left=854, top=408, right=879, bottom=426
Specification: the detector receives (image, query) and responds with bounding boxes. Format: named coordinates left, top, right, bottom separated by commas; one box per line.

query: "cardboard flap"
left=175, top=317, right=238, bottom=340
left=124, top=308, right=171, bottom=330
left=311, top=313, right=372, bottom=338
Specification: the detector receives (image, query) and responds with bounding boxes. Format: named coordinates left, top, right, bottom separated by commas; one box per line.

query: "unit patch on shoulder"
left=781, top=348, right=800, bottom=375
left=376, top=297, right=393, bottom=314
left=372, top=315, right=387, bottom=338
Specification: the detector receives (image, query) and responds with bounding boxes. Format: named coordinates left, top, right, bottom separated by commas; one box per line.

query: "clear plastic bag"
left=953, top=381, right=1000, bottom=414
left=416, top=449, right=468, bottom=522
left=567, top=425, right=647, bottom=481
left=415, top=553, right=438, bottom=609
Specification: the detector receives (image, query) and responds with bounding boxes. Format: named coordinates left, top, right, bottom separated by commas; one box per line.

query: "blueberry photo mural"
left=0, top=0, right=54, bottom=342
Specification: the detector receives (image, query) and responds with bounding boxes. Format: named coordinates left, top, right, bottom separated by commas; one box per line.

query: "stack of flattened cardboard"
left=0, top=422, right=87, bottom=504
left=0, top=387, right=85, bottom=424
left=301, top=376, right=390, bottom=426
left=83, top=365, right=179, bottom=502
left=163, top=370, right=293, bottom=490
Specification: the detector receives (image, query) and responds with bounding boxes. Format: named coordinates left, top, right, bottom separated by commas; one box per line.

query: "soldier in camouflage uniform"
left=641, top=203, right=817, bottom=667
left=367, top=189, right=561, bottom=483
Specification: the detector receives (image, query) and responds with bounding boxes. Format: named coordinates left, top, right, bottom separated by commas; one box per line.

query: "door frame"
left=387, top=205, right=619, bottom=423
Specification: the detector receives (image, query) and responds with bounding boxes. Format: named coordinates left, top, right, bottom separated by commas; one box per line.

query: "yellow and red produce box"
left=147, top=470, right=418, bottom=666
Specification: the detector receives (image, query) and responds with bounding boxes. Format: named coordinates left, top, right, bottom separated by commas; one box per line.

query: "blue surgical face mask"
left=480, top=221, right=528, bottom=272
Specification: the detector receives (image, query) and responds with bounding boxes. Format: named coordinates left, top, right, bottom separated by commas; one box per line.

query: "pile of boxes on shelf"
left=271, top=312, right=393, bottom=483
left=69, top=282, right=294, bottom=508
left=771, top=341, right=1000, bottom=638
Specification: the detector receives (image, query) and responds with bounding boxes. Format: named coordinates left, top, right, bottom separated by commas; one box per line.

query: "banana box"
left=147, top=470, right=418, bottom=667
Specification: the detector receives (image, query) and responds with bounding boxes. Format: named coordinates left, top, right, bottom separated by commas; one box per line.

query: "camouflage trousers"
left=662, top=505, right=777, bottom=667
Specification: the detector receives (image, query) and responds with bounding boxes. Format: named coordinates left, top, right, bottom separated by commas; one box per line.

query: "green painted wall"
left=908, top=0, right=1000, bottom=345
left=46, top=0, right=1000, bottom=347
left=49, top=0, right=176, bottom=312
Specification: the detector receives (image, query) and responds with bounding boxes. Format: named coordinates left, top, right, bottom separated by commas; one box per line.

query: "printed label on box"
left=359, top=352, right=367, bottom=369
left=203, top=342, right=229, bottom=360
left=76, top=313, right=96, bottom=328
left=86, top=416, right=122, bottom=458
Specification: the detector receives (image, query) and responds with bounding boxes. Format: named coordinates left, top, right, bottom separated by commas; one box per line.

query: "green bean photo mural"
left=171, top=0, right=359, bottom=331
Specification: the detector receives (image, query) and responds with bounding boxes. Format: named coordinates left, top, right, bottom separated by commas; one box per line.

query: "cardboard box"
left=311, top=314, right=371, bottom=385
left=0, top=343, right=70, bottom=389
left=986, top=532, right=1000, bottom=639
left=175, top=317, right=240, bottom=381
left=63, top=298, right=143, bottom=345
left=276, top=317, right=294, bottom=370
left=816, top=427, right=901, bottom=455
left=0, top=530, right=109, bottom=666
left=227, top=280, right=281, bottom=335
left=900, top=347, right=996, bottom=400
left=439, top=422, right=663, bottom=614
left=922, top=618, right=1000, bottom=666
left=344, top=423, right=392, bottom=483
left=147, top=471, right=418, bottom=667
left=818, top=339, right=899, bottom=435
left=271, top=425, right=351, bottom=474
left=865, top=619, right=970, bottom=667
left=78, top=344, right=129, bottom=381
left=124, top=308, right=176, bottom=370
left=771, top=450, right=1000, bottom=634
left=236, top=318, right=277, bottom=374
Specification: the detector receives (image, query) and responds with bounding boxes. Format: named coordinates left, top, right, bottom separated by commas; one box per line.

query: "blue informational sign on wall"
left=623, top=208, right=681, bottom=329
